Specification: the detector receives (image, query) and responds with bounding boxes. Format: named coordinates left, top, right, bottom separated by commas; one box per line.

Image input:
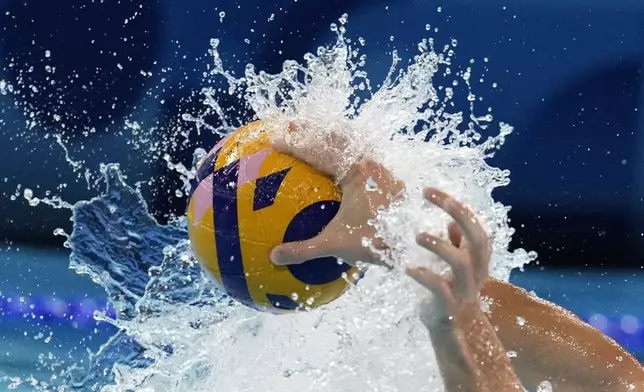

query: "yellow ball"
left=187, top=121, right=359, bottom=313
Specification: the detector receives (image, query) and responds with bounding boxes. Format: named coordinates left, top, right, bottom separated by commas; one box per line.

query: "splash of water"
left=3, top=14, right=536, bottom=392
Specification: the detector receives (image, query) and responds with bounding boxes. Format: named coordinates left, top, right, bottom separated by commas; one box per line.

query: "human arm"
left=482, top=278, right=644, bottom=392
left=408, top=188, right=522, bottom=392
left=440, top=220, right=644, bottom=392
left=426, top=309, right=522, bottom=392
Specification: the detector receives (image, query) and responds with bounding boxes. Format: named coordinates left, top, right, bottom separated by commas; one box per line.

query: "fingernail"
left=423, top=187, right=438, bottom=199
left=269, top=248, right=282, bottom=264
left=415, top=232, right=435, bottom=245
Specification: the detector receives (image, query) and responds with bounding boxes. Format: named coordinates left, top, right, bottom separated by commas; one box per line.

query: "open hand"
left=407, top=187, right=492, bottom=328
left=269, top=122, right=404, bottom=268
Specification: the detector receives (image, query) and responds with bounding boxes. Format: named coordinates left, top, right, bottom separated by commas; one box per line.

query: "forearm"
left=428, top=310, right=523, bottom=392
left=482, top=279, right=644, bottom=391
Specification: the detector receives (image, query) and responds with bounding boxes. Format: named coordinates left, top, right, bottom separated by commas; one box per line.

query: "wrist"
left=423, top=301, right=485, bottom=333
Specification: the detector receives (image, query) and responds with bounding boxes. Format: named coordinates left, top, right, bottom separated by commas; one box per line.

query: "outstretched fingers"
left=415, top=233, right=473, bottom=296
left=406, top=266, right=453, bottom=306
left=423, top=188, right=491, bottom=269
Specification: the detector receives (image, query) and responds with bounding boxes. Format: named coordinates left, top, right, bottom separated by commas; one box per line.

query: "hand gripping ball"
left=187, top=121, right=360, bottom=313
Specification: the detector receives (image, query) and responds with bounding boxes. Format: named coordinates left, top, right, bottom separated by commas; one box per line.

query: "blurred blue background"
left=0, top=0, right=642, bottom=385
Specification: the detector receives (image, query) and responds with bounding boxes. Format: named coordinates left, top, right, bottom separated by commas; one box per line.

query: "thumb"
left=270, top=236, right=335, bottom=265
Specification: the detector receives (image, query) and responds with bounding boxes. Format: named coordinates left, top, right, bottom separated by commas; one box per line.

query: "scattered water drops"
left=23, top=188, right=33, bottom=200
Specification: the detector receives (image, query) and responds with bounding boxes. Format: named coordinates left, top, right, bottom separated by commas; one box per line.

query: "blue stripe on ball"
left=187, top=147, right=221, bottom=205
left=211, top=159, right=254, bottom=307
left=284, top=201, right=352, bottom=285
left=197, top=151, right=218, bottom=181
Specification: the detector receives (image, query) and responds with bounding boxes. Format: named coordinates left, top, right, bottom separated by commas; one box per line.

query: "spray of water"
left=2, top=14, right=536, bottom=392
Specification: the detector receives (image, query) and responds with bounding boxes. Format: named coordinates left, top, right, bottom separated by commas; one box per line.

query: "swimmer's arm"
left=428, top=309, right=523, bottom=392
left=482, top=279, right=644, bottom=392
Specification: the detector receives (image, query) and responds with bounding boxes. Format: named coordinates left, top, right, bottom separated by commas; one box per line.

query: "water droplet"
left=365, top=176, right=379, bottom=191
left=53, top=228, right=68, bottom=238
left=537, top=381, right=553, bottom=392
